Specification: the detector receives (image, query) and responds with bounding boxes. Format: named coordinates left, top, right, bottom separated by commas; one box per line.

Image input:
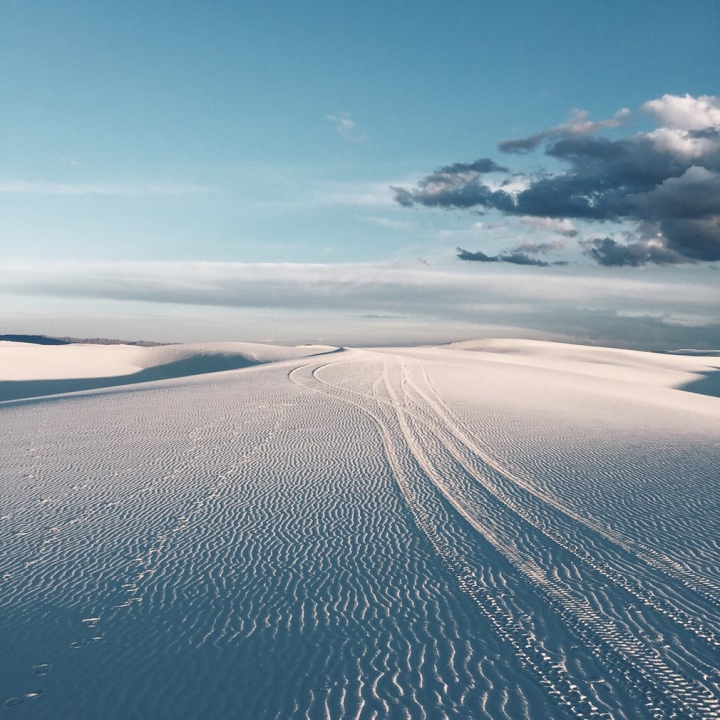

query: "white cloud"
left=483, top=175, right=531, bottom=196
left=325, top=111, right=367, bottom=143
left=642, top=94, right=720, bottom=131
left=437, top=220, right=507, bottom=239
left=642, top=94, right=720, bottom=160
left=307, top=179, right=399, bottom=207
left=518, top=216, right=578, bottom=237
left=561, top=107, right=632, bottom=135
left=437, top=222, right=486, bottom=238
left=361, top=216, right=416, bottom=230
left=645, top=127, right=718, bottom=160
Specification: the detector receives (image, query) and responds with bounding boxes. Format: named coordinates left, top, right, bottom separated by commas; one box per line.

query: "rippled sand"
left=1, top=341, right=719, bottom=719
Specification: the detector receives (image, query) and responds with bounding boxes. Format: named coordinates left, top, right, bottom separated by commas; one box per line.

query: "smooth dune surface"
left=0, top=341, right=336, bottom=402
left=1, top=341, right=719, bottom=719
left=438, top=338, right=720, bottom=394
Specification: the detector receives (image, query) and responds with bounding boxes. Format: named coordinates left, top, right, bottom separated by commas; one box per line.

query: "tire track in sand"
left=292, top=355, right=615, bottom=720
left=294, top=351, right=720, bottom=720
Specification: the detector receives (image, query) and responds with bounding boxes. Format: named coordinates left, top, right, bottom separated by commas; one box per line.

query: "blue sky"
left=2, top=0, right=719, bottom=347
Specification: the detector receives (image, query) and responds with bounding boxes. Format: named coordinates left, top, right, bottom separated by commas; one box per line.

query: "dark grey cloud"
left=512, top=239, right=567, bottom=254
left=501, top=252, right=567, bottom=267
left=395, top=95, right=720, bottom=266
left=393, top=187, right=415, bottom=208
left=456, top=247, right=567, bottom=267
left=395, top=178, right=515, bottom=211
left=456, top=247, right=499, bottom=262
left=689, top=127, right=720, bottom=140
left=501, top=252, right=551, bottom=267
left=662, top=217, right=720, bottom=261
left=392, top=157, right=510, bottom=210
left=582, top=238, right=683, bottom=267
left=437, top=159, right=509, bottom=174
left=498, top=135, right=547, bottom=154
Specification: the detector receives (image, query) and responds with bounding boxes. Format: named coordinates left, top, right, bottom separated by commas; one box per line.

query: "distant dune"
left=437, top=337, right=720, bottom=398
left=2, top=337, right=719, bottom=403
left=0, top=341, right=338, bottom=402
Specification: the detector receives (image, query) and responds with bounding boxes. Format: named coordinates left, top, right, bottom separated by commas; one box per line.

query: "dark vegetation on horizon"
left=0, top=334, right=168, bottom=347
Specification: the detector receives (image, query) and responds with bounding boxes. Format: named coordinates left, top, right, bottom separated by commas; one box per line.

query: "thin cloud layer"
left=518, top=216, right=578, bottom=237
left=2, top=258, right=716, bottom=308
left=3, top=260, right=719, bottom=349
left=0, top=181, right=216, bottom=196
left=394, top=94, right=720, bottom=266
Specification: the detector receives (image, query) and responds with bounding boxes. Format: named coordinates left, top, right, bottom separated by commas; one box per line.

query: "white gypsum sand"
left=438, top=337, right=720, bottom=391
left=0, top=341, right=336, bottom=402
left=0, top=340, right=337, bottom=381
left=0, top=340, right=719, bottom=719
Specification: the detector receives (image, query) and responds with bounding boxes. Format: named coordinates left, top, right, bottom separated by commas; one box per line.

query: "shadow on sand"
left=0, top=355, right=258, bottom=403
left=679, top=369, right=720, bottom=399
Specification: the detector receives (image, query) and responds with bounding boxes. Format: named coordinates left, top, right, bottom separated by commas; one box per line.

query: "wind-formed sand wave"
left=0, top=341, right=718, bottom=718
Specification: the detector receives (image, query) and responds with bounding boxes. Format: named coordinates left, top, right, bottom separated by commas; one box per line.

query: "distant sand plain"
left=1, top=339, right=719, bottom=719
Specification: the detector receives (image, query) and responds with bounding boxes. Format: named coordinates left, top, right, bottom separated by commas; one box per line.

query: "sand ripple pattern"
left=1, top=349, right=718, bottom=719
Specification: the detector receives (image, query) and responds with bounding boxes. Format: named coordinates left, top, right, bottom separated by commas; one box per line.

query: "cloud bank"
left=2, top=259, right=719, bottom=350
left=394, top=94, right=720, bottom=266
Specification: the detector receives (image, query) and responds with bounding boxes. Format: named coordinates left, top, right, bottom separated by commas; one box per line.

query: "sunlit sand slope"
left=439, top=338, right=720, bottom=397
left=0, top=341, right=336, bottom=401
left=1, top=343, right=719, bottom=719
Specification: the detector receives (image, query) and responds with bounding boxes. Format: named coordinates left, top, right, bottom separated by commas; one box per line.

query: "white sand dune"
left=1, top=340, right=719, bottom=719
left=0, top=341, right=337, bottom=402
left=0, top=340, right=338, bottom=381
left=438, top=337, right=720, bottom=392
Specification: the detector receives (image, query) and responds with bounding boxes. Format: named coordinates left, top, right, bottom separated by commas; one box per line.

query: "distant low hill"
left=0, top=340, right=339, bottom=402
left=0, top=334, right=167, bottom=347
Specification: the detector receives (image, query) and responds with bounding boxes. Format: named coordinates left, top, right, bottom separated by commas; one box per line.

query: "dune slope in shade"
left=1, top=344, right=719, bottom=719
left=0, top=341, right=336, bottom=402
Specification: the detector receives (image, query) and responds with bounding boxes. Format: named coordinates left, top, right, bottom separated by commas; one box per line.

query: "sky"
left=2, top=0, right=719, bottom=348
